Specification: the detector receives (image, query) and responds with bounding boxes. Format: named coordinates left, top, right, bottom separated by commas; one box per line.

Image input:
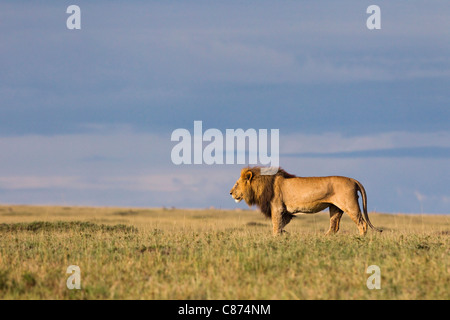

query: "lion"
left=230, top=167, right=382, bottom=235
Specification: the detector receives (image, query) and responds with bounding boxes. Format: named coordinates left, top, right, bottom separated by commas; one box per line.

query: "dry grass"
left=0, top=205, right=448, bottom=300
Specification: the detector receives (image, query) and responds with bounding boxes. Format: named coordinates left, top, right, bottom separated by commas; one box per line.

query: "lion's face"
left=230, top=169, right=253, bottom=203
left=230, top=180, right=245, bottom=203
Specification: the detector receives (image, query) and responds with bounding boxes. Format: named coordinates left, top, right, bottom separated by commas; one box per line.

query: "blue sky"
left=0, top=1, right=449, bottom=213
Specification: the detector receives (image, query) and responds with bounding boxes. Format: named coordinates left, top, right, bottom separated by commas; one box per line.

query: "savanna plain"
left=0, top=205, right=448, bottom=300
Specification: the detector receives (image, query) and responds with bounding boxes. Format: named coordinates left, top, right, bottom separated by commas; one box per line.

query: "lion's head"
left=229, top=167, right=296, bottom=218
left=229, top=168, right=252, bottom=204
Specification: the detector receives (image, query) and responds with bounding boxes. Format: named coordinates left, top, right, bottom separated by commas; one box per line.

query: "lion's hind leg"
left=343, top=203, right=368, bottom=236
left=326, top=205, right=343, bottom=235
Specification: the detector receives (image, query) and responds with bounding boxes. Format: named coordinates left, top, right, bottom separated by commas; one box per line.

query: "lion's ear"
left=245, top=171, right=253, bottom=182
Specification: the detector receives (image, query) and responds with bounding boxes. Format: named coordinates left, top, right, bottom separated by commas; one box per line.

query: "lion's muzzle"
left=230, top=185, right=243, bottom=203
left=230, top=192, right=243, bottom=203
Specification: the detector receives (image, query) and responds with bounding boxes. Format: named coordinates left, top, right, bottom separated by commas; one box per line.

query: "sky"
left=0, top=1, right=449, bottom=213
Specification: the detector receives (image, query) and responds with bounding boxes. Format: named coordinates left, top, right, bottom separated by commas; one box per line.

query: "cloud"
left=280, top=131, right=450, bottom=155
left=0, top=1, right=449, bottom=138
left=0, top=173, right=215, bottom=193
left=0, top=176, right=81, bottom=190
left=0, top=129, right=448, bottom=212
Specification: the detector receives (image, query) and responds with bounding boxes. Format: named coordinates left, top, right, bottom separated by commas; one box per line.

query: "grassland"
left=0, top=205, right=448, bottom=300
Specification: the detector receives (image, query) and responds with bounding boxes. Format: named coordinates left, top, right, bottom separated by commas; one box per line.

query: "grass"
left=0, top=205, right=448, bottom=300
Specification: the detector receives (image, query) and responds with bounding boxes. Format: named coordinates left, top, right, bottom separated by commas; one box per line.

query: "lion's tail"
left=354, top=179, right=383, bottom=233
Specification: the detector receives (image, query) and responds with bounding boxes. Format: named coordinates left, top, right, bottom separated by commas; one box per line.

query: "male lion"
left=230, top=167, right=382, bottom=235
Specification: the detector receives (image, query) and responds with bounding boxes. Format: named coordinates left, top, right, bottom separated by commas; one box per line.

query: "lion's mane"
left=242, top=167, right=296, bottom=220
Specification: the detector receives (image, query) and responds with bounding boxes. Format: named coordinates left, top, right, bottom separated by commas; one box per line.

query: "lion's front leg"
left=271, top=212, right=283, bottom=235
left=271, top=203, right=290, bottom=235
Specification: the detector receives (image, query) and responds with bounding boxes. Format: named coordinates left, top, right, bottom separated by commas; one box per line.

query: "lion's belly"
left=287, top=202, right=330, bottom=214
